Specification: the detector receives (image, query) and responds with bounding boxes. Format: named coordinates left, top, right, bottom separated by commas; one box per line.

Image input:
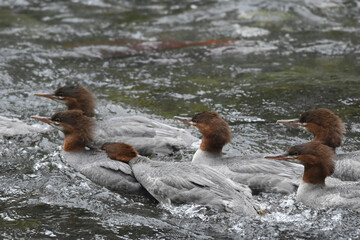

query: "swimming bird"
left=32, top=110, right=144, bottom=194
left=265, top=142, right=360, bottom=212
left=276, top=108, right=344, bottom=150
left=35, top=85, right=198, bottom=156
left=35, top=85, right=96, bottom=117
left=175, top=111, right=304, bottom=194
left=33, top=110, right=258, bottom=216
left=102, top=142, right=259, bottom=217
left=277, top=108, right=360, bottom=181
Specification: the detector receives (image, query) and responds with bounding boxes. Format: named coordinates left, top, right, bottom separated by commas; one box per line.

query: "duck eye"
left=289, top=150, right=299, bottom=156
left=293, top=151, right=299, bottom=155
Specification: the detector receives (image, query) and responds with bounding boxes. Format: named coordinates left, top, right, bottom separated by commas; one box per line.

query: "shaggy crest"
left=51, top=110, right=94, bottom=150
left=54, top=85, right=96, bottom=117
left=299, top=108, right=344, bottom=149
left=287, top=142, right=335, bottom=184
left=192, top=111, right=232, bottom=153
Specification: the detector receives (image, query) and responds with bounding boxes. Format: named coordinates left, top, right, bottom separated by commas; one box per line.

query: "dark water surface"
left=1, top=0, right=360, bottom=239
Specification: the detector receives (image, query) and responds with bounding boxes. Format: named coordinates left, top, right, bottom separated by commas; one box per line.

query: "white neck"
left=296, top=180, right=325, bottom=204
left=192, top=149, right=222, bottom=165
left=297, top=180, right=322, bottom=192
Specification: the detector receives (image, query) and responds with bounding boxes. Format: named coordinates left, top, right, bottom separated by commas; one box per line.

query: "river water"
left=1, top=0, right=360, bottom=239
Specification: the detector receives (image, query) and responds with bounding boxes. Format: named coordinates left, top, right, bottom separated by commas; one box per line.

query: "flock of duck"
left=20, top=85, right=360, bottom=217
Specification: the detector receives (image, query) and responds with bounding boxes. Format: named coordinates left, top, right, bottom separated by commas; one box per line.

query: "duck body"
left=192, top=149, right=302, bottom=194
left=128, top=155, right=258, bottom=216
left=94, top=115, right=198, bottom=156
left=36, top=85, right=198, bottom=156
left=334, top=152, right=360, bottom=181
left=61, top=150, right=144, bottom=194
left=32, top=110, right=146, bottom=195
left=297, top=179, right=360, bottom=211
left=176, top=112, right=302, bottom=194
left=277, top=108, right=360, bottom=181
left=266, top=141, right=360, bottom=212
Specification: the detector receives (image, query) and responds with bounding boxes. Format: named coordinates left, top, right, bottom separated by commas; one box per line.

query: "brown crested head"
left=51, top=110, right=94, bottom=151
left=54, top=85, right=96, bottom=117
left=286, top=142, right=335, bottom=184
left=101, top=142, right=138, bottom=163
left=298, top=108, right=344, bottom=149
left=191, top=111, right=232, bottom=153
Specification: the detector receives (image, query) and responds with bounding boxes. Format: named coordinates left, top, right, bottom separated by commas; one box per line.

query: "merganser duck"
left=277, top=108, right=360, bottom=181
left=276, top=108, right=344, bottom=150
left=32, top=110, right=144, bottom=194
left=35, top=85, right=96, bottom=117
left=102, top=142, right=259, bottom=217
left=175, top=111, right=304, bottom=194
left=32, top=110, right=258, bottom=216
left=35, top=85, right=198, bottom=156
left=265, top=142, right=360, bottom=212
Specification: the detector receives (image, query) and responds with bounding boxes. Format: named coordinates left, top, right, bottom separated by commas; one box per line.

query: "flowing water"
left=1, top=0, right=360, bottom=239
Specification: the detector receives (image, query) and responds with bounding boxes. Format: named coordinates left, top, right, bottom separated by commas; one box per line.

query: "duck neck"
left=311, top=126, right=342, bottom=150
left=63, top=132, right=87, bottom=152
left=199, top=135, right=224, bottom=153
left=66, top=98, right=82, bottom=112
left=65, top=99, right=94, bottom=117
left=79, top=100, right=95, bottom=117
left=192, top=148, right=222, bottom=165
left=296, top=180, right=324, bottom=203
left=313, top=135, right=339, bottom=152
left=302, top=164, right=326, bottom=185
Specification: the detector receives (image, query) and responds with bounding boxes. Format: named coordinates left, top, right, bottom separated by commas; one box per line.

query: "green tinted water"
left=1, top=0, right=360, bottom=239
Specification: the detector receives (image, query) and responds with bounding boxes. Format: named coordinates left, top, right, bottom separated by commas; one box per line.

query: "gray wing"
left=93, top=116, right=198, bottom=155
left=334, top=152, right=360, bottom=181
left=216, top=154, right=303, bottom=194
left=61, top=151, right=143, bottom=194
left=323, top=181, right=360, bottom=212
left=130, top=157, right=258, bottom=216
left=339, top=182, right=360, bottom=200
left=99, top=160, right=134, bottom=176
